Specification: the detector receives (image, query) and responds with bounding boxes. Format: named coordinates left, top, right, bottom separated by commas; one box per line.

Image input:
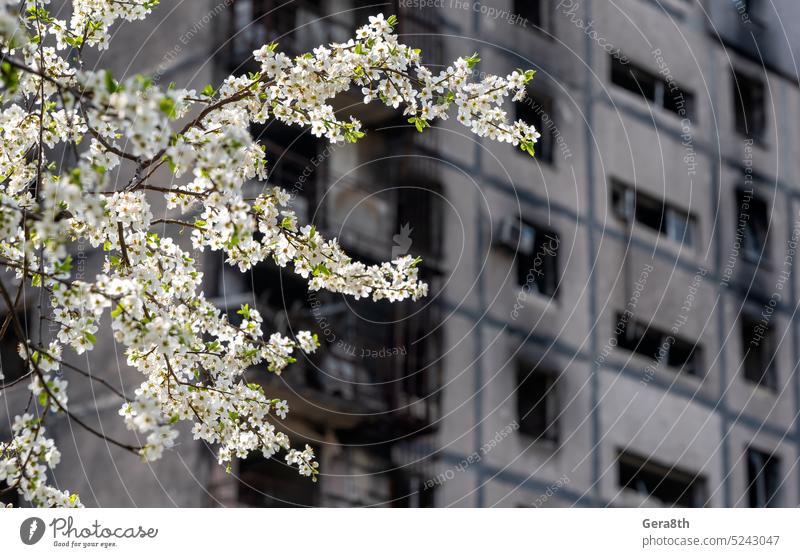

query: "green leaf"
left=201, top=84, right=215, bottom=97
left=85, top=332, right=97, bottom=345
left=407, top=116, right=429, bottom=133
left=236, top=303, right=251, bottom=319
left=520, top=139, right=536, bottom=157
left=0, top=62, right=20, bottom=95
left=387, top=14, right=398, bottom=27
left=312, top=263, right=331, bottom=277
left=111, top=304, right=124, bottom=318
left=159, top=97, right=177, bottom=119
left=465, top=53, right=481, bottom=70
left=104, top=70, right=119, bottom=93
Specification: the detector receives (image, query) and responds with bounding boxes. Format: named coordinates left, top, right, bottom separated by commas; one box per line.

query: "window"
left=0, top=313, right=28, bottom=384
left=732, top=71, right=766, bottom=140
left=612, top=180, right=696, bottom=246
left=396, top=184, right=442, bottom=259
left=516, top=93, right=555, bottom=164
left=616, top=314, right=702, bottom=376
left=238, top=451, right=319, bottom=507
left=618, top=451, right=707, bottom=507
left=513, top=0, right=546, bottom=31
left=747, top=448, right=780, bottom=507
left=391, top=471, right=436, bottom=508
left=741, top=312, right=777, bottom=390
left=0, top=480, right=19, bottom=507
left=610, top=56, right=694, bottom=119
left=516, top=362, right=559, bottom=443
left=515, top=223, right=559, bottom=298
left=737, top=188, right=770, bottom=264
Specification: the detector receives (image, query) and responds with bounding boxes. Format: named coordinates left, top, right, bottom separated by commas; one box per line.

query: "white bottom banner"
left=0, top=508, right=797, bottom=555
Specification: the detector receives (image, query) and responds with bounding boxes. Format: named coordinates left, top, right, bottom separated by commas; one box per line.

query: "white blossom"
left=0, top=2, right=538, bottom=507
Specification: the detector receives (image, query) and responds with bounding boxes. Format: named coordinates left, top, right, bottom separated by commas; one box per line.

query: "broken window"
left=391, top=471, right=436, bottom=508
left=238, top=450, right=320, bottom=507
left=747, top=447, right=780, bottom=507
left=0, top=480, right=19, bottom=507
left=618, top=451, right=707, bottom=507
left=516, top=223, right=559, bottom=298
left=741, top=312, right=777, bottom=390
left=616, top=315, right=702, bottom=376
left=737, top=188, right=770, bottom=264
left=516, top=93, right=555, bottom=163
left=0, top=312, right=29, bottom=384
left=513, top=0, right=546, bottom=31
left=611, top=56, right=694, bottom=119
left=733, top=70, right=767, bottom=140
left=612, top=180, right=696, bottom=246
left=516, top=361, right=559, bottom=443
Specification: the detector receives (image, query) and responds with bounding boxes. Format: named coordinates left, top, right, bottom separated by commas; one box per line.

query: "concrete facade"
left=4, top=0, right=800, bottom=508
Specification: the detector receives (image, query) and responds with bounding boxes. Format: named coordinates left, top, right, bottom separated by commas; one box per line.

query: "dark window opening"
left=747, top=448, right=780, bottom=507
left=741, top=312, right=777, bottom=390
left=612, top=180, right=696, bottom=246
left=618, top=451, right=707, bottom=507
left=0, top=312, right=29, bottom=384
left=391, top=471, right=436, bottom=508
left=611, top=56, right=694, bottom=119
left=737, top=189, right=769, bottom=264
left=238, top=450, right=319, bottom=507
left=616, top=314, right=702, bottom=376
left=516, top=362, right=559, bottom=443
left=0, top=480, right=19, bottom=507
left=515, top=223, right=559, bottom=298
left=733, top=71, right=766, bottom=140
left=396, top=185, right=442, bottom=259
left=516, top=93, right=555, bottom=164
left=513, top=0, right=544, bottom=30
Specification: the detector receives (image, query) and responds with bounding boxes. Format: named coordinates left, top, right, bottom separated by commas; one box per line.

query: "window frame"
left=611, top=179, right=697, bottom=248
left=616, top=313, right=703, bottom=377
left=610, top=55, right=695, bottom=120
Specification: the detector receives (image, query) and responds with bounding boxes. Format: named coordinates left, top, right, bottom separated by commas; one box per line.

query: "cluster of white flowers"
left=0, top=414, right=81, bottom=507
left=0, top=3, right=537, bottom=507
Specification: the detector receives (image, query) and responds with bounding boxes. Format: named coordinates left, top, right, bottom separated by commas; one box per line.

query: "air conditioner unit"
left=496, top=217, right=535, bottom=255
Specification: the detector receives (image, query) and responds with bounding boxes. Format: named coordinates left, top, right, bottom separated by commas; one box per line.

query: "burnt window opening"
left=0, top=480, right=19, bottom=507
left=399, top=306, right=442, bottom=402
left=741, top=312, right=777, bottom=390
left=516, top=362, right=559, bottom=444
left=237, top=450, right=319, bottom=507
left=515, top=223, right=559, bottom=298
left=396, top=185, right=443, bottom=260
left=228, top=0, right=325, bottom=65
left=516, top=93, right=555, bottom=164
left=0, top=312, right=29, bottom=384
left=391, top=471, right=436, bottom=508
left=611, top=180, right=696, bottom=246
left=737, top=189, right=770, bottom=264
left=616, top=314, right=702, bottom=376
left=732, top=71, right=766, bottom=140
left=747, top=448, right=780, bottom=507
left=610, top=56, right=694, bottom=119
left=513, top=0, right=549, bottom=32
left=618, top=451, right=707, bottom=507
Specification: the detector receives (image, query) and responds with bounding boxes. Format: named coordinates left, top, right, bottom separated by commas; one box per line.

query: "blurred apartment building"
left=4, top=0, right=800, bottom=508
